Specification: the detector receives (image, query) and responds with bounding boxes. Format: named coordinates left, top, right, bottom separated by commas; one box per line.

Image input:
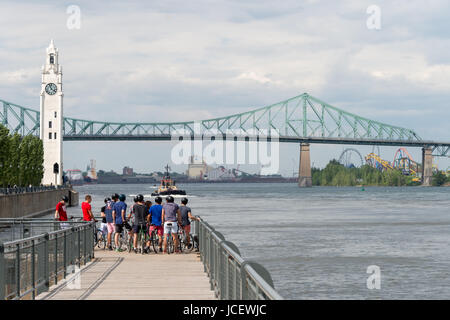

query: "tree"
left=432, top=171, right=447, bottom=186
left=0, top=124, right=11, bottom=186
left=7, top=133, right=21, bottom=185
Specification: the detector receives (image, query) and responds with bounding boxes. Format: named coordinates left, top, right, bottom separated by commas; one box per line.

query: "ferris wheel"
left=338, top=148, right=364, bottom=168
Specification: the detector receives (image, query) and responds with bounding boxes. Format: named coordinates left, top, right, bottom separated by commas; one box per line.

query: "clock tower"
left=40, top=40, right=63, bottom=186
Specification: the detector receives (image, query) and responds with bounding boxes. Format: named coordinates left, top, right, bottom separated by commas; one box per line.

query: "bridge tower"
left=298, top=143, right=312, bottom=187
left=421, top=146, right=433, bottom=186
left=40, top=40, right=63, bottom=186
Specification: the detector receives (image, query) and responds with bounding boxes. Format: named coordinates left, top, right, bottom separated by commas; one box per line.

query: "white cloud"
left=0, top=0, right=449, bottom=173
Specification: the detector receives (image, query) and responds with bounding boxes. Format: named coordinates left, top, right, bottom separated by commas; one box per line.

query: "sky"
left=0, top=0, right=449, bottom=175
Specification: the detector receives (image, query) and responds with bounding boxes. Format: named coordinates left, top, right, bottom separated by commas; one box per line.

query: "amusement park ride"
left=338, top=147, right=425, bottom=182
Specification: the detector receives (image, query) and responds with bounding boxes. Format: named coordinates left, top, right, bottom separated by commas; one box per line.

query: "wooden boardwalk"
left=37, top=249, right=216, bottom=300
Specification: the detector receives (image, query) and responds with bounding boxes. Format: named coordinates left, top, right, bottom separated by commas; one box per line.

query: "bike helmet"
left=181, top=197, right=188, bottom=205
left=136, top=194, right=144, bottom=202
left=112, top=193, right=119, bottom=200
left=119, top=194, right=126, bottom=201
left=166, top=195, right=174, bottom=203
left=154, top=196, right=162, bottom=204
left=133, top=196, right=138, bottom=203
left=104, top=197, right=111, bottom=203
left=62, top=196, right=69, bottom=202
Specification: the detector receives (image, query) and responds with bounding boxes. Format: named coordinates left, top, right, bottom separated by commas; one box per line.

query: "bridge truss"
left=1, top=93, right=449, bottom=156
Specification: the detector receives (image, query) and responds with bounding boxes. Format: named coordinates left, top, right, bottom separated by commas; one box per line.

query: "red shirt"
left=82, top=202, right=93, bottom=221
left=56, top=202, right=67, bottom=221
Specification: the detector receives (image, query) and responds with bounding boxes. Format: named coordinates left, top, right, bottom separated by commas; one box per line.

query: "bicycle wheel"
left=95, top=230, right=102, bottom=248
left=126, top=232, right=133, bottom=253
left=99, top=233, right=107, bottom=250
left=167, top=233, right=174, bottom=254
left=140, top=229, right=146, bottom=254
left=150, top=231, right=159, bottom=254
left=182, top=231, right=194, bottom=253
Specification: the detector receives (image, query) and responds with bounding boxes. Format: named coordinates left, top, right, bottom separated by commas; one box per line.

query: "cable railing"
left=0, top=185, right=69, bottom=195
left=0, top=219, right=95, bottom=300
left=194, top=218, right=283, bottom=300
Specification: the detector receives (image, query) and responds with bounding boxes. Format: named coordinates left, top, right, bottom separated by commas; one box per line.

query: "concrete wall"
left=0, top=188, right=78, bottom=218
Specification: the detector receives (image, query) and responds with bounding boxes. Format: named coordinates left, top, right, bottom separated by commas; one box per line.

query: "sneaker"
left=108, top=246, right=113, bottom=251
left=116, top=248, right=123, bottom=252
left=134, top=248, right=138, bottom=254
left=159, top=247, right=163, bottom=253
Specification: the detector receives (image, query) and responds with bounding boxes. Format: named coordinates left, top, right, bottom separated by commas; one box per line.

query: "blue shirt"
left=113, top=201, right=127, bottom=224
left=149, top=204, right=163, bottom=226
left=104, top=200, right=114, bottom=223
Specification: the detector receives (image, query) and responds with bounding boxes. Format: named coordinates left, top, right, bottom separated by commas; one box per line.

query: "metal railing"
left=0, top=185, right=67, bottom=195
left=0, top=219, right=95, bottom=300
left=194, top=218, right=283, bottom=300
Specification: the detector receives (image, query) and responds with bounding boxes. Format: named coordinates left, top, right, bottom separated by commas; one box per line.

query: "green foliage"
left=312, top=160, right=422, bottom=187
left=432, top=171, right=448, bottom=186
left=0, top=124, right=44, bottom=187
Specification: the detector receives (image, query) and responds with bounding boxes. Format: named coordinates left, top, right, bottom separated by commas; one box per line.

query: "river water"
left=64, top=183, right=449, bottom=299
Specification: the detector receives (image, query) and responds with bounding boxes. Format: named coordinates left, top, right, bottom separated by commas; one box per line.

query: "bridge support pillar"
left=298, top=143, right=312, bottom=187
left=421, top=146, right=433, bottom=186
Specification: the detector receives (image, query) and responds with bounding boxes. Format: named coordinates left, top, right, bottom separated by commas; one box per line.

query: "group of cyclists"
left=54, top=193, right=198, bottom=254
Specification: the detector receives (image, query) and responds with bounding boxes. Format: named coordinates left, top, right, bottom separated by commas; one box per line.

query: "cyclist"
left=127, top=196, right=139, bottom=242
left=82, top=195, right=95, bottom=221
left=112, top=194, right=128, bottom=252
left=100, top=198, right=111, bottom=247
left=132, top=194, right=148, bottom=253
left=161, top=195, right=181, bottom=254
left=179, top=197, right=199, bottom=248
left=55, top=196, right=69, bottom=228
left=104, top=197, right=115, bottom=250
left=148, top=196, right=164, bottom=252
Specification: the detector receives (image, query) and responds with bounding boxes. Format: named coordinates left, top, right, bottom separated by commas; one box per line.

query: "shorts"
left=107, top=222, right=115, bottom=233
left=149, top=225, right=163, bottom=237
left=115, top=223, right=123, bottom=234
left=182, top=224, right=191, bottom=235
left=132, top=224, right=147, bottom=234
left=164, top=221, right=178, bottom=234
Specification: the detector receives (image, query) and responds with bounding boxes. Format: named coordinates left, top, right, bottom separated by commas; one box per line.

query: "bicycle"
left=149, top=224, right=161, bottom=254
left=164, top=222, right=181, bottom=254
left=136, top=223, right=148, bottom=254
left=113, top=224, right=129, bottom=252
left=95, top=227, right=107, bottom=250
left=179, top=226, right=194, bottom=253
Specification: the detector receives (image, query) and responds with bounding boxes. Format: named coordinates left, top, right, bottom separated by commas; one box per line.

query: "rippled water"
left=66, top=183, right=450, bottom=299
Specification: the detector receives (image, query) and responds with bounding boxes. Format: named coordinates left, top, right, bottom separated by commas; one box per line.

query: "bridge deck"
left=37, top=249, right=216, bottom=300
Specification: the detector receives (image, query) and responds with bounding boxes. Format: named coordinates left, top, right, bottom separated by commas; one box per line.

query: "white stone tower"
left=40, top=40, right=63, bottom=186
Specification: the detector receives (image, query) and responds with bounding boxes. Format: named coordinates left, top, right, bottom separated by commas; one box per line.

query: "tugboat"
left=151, top=165, right=186, bottom=197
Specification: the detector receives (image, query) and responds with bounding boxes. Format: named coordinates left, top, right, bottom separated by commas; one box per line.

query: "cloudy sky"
left=0, top=0, right=449, bottom=175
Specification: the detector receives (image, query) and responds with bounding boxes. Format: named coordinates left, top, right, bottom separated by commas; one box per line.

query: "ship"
left=151, top=165, right=187, bottom=196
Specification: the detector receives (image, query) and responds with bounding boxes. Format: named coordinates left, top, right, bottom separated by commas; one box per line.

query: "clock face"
left=45, top=83, right=57, bottom=95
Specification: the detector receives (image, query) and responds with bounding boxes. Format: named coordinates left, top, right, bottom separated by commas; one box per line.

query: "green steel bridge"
left=1, top=93, right=448, bottom=156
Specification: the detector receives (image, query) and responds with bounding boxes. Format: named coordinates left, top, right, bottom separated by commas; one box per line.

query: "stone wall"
left=0, top=188, right=78, bottom=218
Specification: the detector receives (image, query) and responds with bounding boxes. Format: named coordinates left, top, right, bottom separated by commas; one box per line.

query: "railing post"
left=54, top=235, right=58, bottom=285
left=0, top=241, right=5, bottom=300
left=43, top=233, right=49, bottom=292
left=63, top=231, right=67, bottom=279
left=31, top=239, right=35, bottom=300
left=15, top=243, right=20, bottom=299
left=77, top=227, right=81, bottom=268
left=83, top=226, right=87, bottom=264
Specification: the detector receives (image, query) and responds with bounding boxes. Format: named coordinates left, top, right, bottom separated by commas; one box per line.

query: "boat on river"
left=151, top=165, right=186, bottom=197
